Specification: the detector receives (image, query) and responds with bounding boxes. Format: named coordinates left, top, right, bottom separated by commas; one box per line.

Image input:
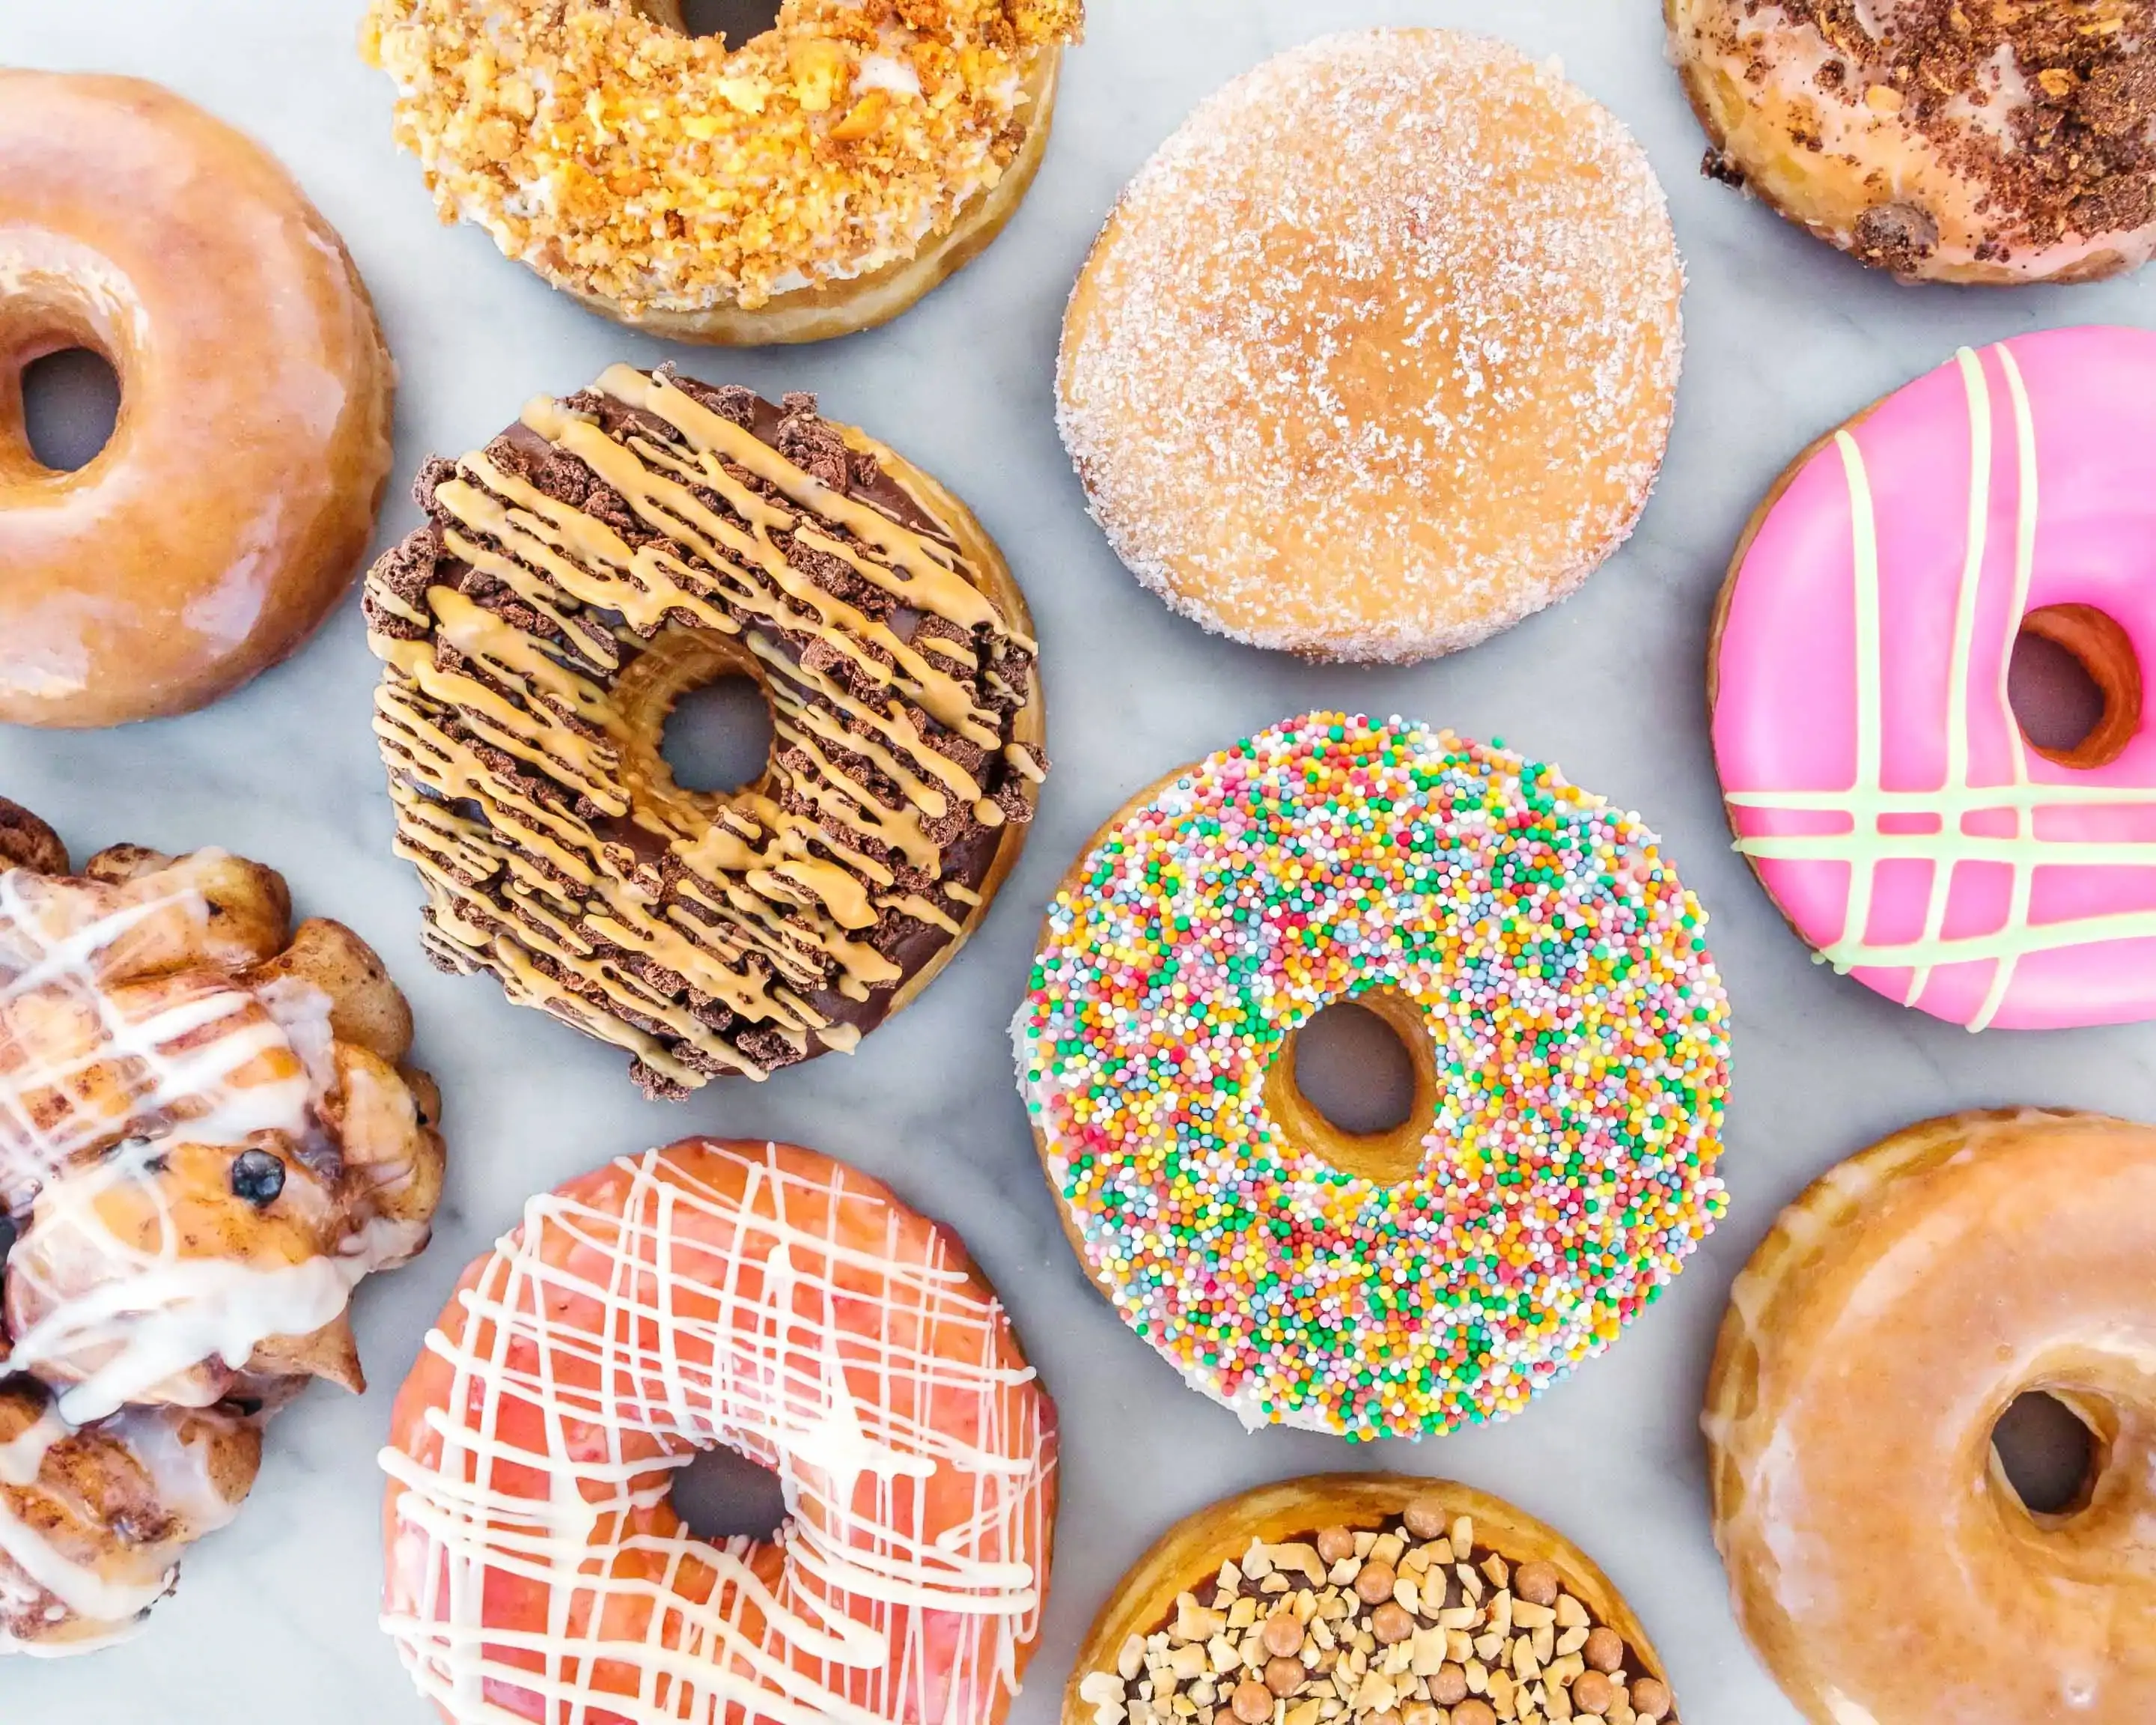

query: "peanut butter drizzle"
left=365, top=370, right=1042, bottom=1093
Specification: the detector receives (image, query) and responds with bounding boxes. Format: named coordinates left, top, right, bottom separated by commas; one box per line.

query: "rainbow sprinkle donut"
left=1014, top=714, right=1732, bottom=1440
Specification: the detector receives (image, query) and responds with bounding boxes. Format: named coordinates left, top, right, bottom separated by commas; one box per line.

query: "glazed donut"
left=1668, top=0, right=2156, bottom=284
left=0, top=798, right=445, bottom=1652
left=364, top=366, right=1046, bottom=1096
left=1069, top=1476, right=1678, bottom=1725
left=0, top=72, right=394, bottom=728
left=362, top=0, right=1083, bottom=344
left=1058, top=29, right=1683, bottom=664
left=1711, top=328, right=2156, bottom=1031
left=1014, top=714, right=1731, bottom=1440
left=380, top=1137, right=1056, bottom=1725
left=1705, top=1109, right=2156, bottom=1723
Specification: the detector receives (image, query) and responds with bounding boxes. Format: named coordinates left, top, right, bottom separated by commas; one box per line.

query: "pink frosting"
left=1712, top=327, right=2156, bottom=1030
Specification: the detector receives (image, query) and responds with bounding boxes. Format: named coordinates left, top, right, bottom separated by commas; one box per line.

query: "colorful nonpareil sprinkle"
left=1014, top=715, right=1732, bottom=1439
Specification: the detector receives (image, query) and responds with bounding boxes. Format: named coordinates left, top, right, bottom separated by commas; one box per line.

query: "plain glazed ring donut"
left=380, top=1137, right=1056, bottom=1725
left=365, top=366, right=1046, bottom=1095
left=0, top=798, right=445, bottom=1654
left=1668, top=0, right=2156, bottom=284
left=1711, top=328, right=2156, bottom=1030
left=362, top=0, right=1084, bottom=344
left=1705, top=1110, right=2156, bottom=1724
left=0, top=71, right=395, bottom=728
left=1059, top=28, right=1683, bottom=663
left=1015, top=714, right=1731, bottom=1440
left=1068, top=1475, right=1679, bottom=1725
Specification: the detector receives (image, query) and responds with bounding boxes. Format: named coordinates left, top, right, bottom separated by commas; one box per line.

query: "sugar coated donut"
left=365, top=366, right=1045, bottom=1096
left=0, top=72, right=394, bottom=729
left=0, top=798, right=444, bottom=1653
left=1058, top=29, right=1684, bottom=664
left=1712, top=328, right=2156, bottom=1030
left=1069, top=1476, right=1679, bottom=1725
left=380, top=1137, right=1056, bottom=1725
left=1014, top=715, right=1731, bottom=1440
left=1705, top=1109, right=2156, bottom=1724
left=1669, top=0, right=2156, bottom=284
left=362, top=0, right=1083, bottom=344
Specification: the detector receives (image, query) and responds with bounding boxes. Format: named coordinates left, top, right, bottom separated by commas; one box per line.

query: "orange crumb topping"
left=362, top=0, right=1082, bottom=311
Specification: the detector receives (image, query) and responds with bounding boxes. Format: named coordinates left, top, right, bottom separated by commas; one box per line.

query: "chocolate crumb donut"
left=363, top=367, right=1046, bottom=1095
left=1668, top=0, right=2156, bottom=284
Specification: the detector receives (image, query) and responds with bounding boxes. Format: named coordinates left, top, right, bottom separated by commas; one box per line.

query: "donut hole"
left=669, top=1443, right=788, bottom=1542
left=1991, top=1390, right=2104, bottom=1519
left=17, top=347, right=121, bottom=474
left=660, top=0, right=783, bottom=40
left=663, top=671, right=776, bottom=796
left=1268, top=992, right=1437, bottom=1185
left=2009, top=606, right=2142, bottom=770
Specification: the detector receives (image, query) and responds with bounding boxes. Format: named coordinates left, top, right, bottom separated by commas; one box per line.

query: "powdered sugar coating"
left=1058, top=29, right=1684, bottom=663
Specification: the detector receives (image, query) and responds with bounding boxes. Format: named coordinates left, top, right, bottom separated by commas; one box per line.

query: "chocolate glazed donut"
left=364, top=368, right=1046, bottom=1095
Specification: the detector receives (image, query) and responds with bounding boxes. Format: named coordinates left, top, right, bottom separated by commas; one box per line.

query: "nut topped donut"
left=362, top=0, right=1085, bottom=344
left=1016, top=715, right=1731, bottom=1440
left=1669, top=0, right=2156, bottom=284
left=365, top=367, right=1046, bottom=1096
left=0, top=798, right=445, bottom=1653
left=0, top=73, right=394, bottom=728
left=1070, top=1477, right=1680, bottom=1725
left=1059, top=29, right=1684, bottom=663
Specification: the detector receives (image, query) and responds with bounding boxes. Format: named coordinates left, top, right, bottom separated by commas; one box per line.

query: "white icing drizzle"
left=1728, top=344, right=2156, bottom=1028
left=380, top=1141, right=1053, bottom=1725
left=0, top=863, right=387, bottom=1642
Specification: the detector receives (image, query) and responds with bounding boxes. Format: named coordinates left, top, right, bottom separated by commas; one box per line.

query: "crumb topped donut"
left=1669, top=0, right=2156, bottom=283
left=365, top=366, right=1046, bottom=1097
left=0, top=799, right=444, bottom=1653
left=1016, top=715, right=1730, bottom=1439
left=362, top=0, right=1085, bottom=343
left=1059, top=29, right=1684, bottom=664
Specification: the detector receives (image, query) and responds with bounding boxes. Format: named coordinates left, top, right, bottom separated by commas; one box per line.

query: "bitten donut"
left=1711, top=329, right=2156, bottom=1030
left=1015, top=714, right=1731, bottom=1440
left=1059, top=29, right=1683, bottom=663
left=362, top=0, right=1084, bottom=344
left=0, top=798, right=444, bottom=1653
left=1669, top=0, right=2156, bottom=284
left=381, top=1137, right=1056, bottom=1725
left=0, top=72, right=394, bottom=728
left=1706, top=1110, right=2156, bottom=1724
left=365, top=367, right=1045, bottom=1095
left=1071, top=1477, right=1678, bottom=1725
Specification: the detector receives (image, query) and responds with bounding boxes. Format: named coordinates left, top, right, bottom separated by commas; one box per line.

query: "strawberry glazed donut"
left=0, top=73, right=394, bottom=728
left=380, top=1137, right=1057, bottom=1725
left=1711, top=328, right=2156, bottom=1030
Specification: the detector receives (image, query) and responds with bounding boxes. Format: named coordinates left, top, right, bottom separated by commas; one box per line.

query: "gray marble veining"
left=3, top=4, right=2152, bottom=1722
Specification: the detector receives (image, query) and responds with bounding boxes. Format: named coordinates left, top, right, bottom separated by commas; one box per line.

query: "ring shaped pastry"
left=1068, top=1476, right=1679, bottom=1725
left=380, top=1137, right=1056, bottom=1725
left=0, top=72, right=394, bottom=728
left=362, top=0, right=1082, bottom=344
left=1705, top=1110, right=2156, bottom=1723
left=1015, top=714, right=1731, bottom=1439
left=1059, top=28, right=1682, bottom=663
left=1711, top=329, right=2156, bottom=1030
left=365, top=368, right=1046, bottom=1095
left=0, top=799, right=444, bottom=1653
left=1667, top=0, right=2156, bottom=284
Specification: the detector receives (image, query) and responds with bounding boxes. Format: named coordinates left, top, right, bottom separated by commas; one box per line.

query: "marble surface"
left=4, top=3, right=2155, bottom=1722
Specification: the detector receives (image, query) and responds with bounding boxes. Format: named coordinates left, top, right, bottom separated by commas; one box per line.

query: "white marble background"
left=4, top=2, right=2155, bottom=1721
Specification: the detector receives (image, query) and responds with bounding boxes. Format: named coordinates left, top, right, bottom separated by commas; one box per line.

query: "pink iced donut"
left=1711, top=327, right=2156, bottom=1031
